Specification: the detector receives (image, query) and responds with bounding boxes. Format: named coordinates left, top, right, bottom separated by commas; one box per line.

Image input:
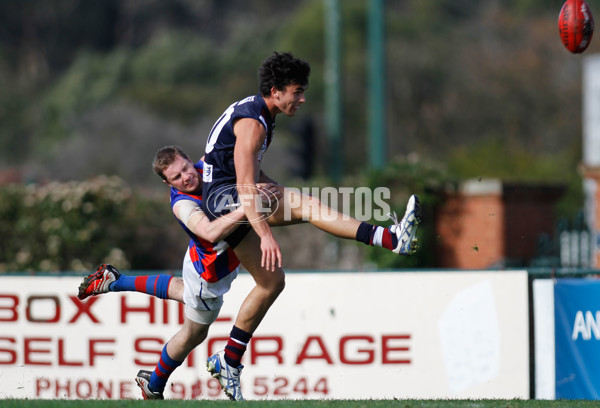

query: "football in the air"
left=558, top=0, right=595, bottom=53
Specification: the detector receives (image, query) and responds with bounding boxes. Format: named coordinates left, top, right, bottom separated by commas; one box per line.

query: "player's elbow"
left=195, top=225, right=221, bottom=243
left=204, top=230, right=222, bottom=243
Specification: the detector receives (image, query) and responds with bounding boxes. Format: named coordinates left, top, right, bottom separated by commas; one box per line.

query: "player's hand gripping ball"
left=558, top=0, right=594, bottom=53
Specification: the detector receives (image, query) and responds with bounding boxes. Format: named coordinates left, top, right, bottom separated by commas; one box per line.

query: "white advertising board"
left=0, top=270, right=529, bottom=400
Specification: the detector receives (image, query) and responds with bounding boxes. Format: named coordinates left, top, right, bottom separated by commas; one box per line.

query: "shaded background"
left=0, top=0, right=594, bottom=272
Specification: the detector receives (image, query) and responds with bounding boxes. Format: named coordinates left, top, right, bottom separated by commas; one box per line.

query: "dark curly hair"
left=258, top=52, right=311, bottom=96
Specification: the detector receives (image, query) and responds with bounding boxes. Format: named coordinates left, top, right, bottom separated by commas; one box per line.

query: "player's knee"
left=264, top=270, right=285, bottom=297
left=274, top=273, right=285, bottom=295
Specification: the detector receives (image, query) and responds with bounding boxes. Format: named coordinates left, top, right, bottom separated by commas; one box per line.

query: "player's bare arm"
left=173, top=182, right=282, bottom=243
left=173, top=200, right=246, bottom=243
left=233, top=117, right=282, bottom=271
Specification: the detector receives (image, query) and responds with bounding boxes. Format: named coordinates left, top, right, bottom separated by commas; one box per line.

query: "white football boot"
left=207, top=350, right=244, bottom=401
left=389, top=194, right=422, bottom=255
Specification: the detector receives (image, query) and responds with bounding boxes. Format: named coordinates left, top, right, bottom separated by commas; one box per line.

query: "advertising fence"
left=1, top=271, right=529, bottom=400
left=534, top=276, right=600, bottom=400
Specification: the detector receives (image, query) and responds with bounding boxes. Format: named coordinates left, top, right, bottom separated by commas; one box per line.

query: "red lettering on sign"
left=27, top=296, right=60, bottom=323
left=69, top=296, right=100, bottom=323
left=134, top=337, right=163, bottom=366
left=382, top=334, right=411, bottom=364
left=35, top=377, right=137, bottom=399
left=162, top=299, right=169, bottom=324
left=206, top=336, right=228, bottom=357
left=55, top=379, right=71, bottom=397
left=295, top=336, right=333, bottom=364
left=24, top=337, right=52, bottom=365
left=58, top=338, right=84, bottom=366
left=89, top=339, right=115, bottom=366
left=36, top=377, right=50, bottom=395
left=76, top=379, right=92, bottom=398
left=97, top=380, right=114, bottom=399
left=339, top=335, right=375, bottom=364
left=0, top=337, right=16, bottom=364
left=250, top=336, right=284, bottom=364
left=121, top=296, right=156, bottom=323
left=0, top=294, right=19, bottom=322
left=120, top=380, right=133, bottom=399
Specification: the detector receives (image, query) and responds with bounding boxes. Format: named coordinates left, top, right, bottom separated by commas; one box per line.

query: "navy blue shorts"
left=224, top=224, right=251, bottom=249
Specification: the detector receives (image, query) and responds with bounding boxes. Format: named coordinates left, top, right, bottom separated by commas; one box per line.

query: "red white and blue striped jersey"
left=170, top=161, right=240, bottom=283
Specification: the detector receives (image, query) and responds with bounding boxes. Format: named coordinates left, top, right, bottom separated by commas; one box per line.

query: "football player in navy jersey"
left=200, top=52, right=422, bottom=401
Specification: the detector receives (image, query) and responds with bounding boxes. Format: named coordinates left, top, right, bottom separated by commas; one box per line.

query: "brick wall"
left=435, top=179, right=564, bottom=269
left=582, top=166, right=600, bottom=267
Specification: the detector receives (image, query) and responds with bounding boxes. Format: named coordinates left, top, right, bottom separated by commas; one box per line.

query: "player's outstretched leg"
left=135, top=370, right=164, bottom=400
left=207, top=350, right=244, bottom=401
left=77, top=264, right=120, bottom=300
left=389, top=194, right=422, bottom=255
left=269, top=187, right=423, bottom=256
left=77, top=264, right=181, bottom=302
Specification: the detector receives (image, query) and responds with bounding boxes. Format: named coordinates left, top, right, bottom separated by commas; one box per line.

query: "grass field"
left=2, top=400, right=599, bottom=408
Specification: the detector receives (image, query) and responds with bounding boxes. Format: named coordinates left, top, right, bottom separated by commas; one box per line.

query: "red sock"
left=356, top=222, right=397, bottom=251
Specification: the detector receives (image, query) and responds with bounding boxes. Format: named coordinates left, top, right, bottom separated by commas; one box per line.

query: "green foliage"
left=276, top=0, right=326, bottom=109
left=0, top=54, right=36, bottom=164
left=446, top=137, right=584, bottom=220
left=0, top=86, right=33, bottom=164
left=447, top=137, right=577, bottom=182
left=125, top=32, right=227, bottom=121
left=350, top=156, right=448, bottom=269
left=130, top=32, right=218, bottom=85
left=0, top=177, right=174, bottom=273
left=40, top=50, right=131, bottom=152
left=25, top=0, right=587, bottom=188
left=40, top=32, right=227, bottom=145
left=344, top=143, right=584, bottom=269
left=0, top=0, right=590, bottom=272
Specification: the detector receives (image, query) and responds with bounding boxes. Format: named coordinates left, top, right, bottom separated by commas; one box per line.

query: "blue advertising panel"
left=555, top=278, right=600, bottom=399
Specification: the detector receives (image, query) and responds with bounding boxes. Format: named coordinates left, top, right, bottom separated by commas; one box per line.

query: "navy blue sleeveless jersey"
left=201, top=94, right=275, bottom=220
left=170, top=161, right=240, bottom=282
